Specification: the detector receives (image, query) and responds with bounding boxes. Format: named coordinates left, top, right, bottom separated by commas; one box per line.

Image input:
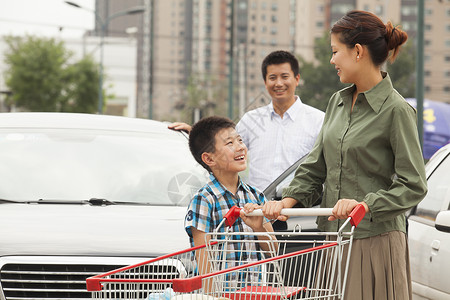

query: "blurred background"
left=0, top=0, right=449, bottom=157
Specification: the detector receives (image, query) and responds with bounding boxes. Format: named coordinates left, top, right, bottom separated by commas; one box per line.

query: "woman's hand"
left=329, top=198, right=369, bottom=221
left=261, top=198, right=297, bottom=221
left=240, top=203, right=264, bottom=231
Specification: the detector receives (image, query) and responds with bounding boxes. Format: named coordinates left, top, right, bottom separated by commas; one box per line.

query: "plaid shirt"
left=185, top=173, right=267, bottom=266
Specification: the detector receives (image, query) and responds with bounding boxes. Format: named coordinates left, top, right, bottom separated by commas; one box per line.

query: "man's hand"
left=168, top=122, right=192, bottom=134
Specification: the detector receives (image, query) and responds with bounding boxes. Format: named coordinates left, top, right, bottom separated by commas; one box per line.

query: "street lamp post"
left=65, top=1, right=145, bottom=114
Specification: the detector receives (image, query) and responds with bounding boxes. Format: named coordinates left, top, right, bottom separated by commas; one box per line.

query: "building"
left=96, top=0, right=450, bottom=121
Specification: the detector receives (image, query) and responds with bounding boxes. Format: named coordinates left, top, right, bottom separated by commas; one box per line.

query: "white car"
left=408, top=143, right=450, bottom=299
left=0, top=112, right=209, bottom=300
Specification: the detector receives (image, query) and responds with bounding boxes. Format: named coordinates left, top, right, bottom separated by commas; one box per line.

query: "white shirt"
left=236, top=97, right=325, bottom=191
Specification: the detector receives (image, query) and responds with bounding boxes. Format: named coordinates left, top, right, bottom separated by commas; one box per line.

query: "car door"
left=408, top=148, right=450, bottom=299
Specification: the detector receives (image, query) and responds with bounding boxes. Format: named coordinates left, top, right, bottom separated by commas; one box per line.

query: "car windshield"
left=0, top=128, right=208, bottom=206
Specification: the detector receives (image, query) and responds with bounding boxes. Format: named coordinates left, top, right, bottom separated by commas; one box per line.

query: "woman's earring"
left=357, top=55, right=360, bottom=59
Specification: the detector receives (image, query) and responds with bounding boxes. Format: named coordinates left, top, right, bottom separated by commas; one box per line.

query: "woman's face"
left=330, top=33, right=358, bottom=84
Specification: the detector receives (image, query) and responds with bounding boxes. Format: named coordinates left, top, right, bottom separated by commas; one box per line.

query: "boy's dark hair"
left=261, top=50, right=300, bottom=81
left=189, top=116, right=236, bottom=171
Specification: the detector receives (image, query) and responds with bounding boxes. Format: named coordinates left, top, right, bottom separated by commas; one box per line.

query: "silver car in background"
left=0, top=113, right=208, bottom=300
left=408, top=143, right=450, bottom=299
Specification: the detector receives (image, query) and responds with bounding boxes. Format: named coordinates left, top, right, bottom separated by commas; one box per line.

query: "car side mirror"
left=435, top=210, right=450, bottom=233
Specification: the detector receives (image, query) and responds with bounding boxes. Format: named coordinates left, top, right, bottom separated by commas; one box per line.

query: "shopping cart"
left=86, top=204, right=365, bottom=300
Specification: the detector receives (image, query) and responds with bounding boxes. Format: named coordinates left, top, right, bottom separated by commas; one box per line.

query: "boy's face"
left=264, top=62, right=300, bottom=105
left=206, top=127, right=247, bottom=174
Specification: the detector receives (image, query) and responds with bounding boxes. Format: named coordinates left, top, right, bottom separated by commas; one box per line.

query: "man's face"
left=264, top=62, right=300, bottom=105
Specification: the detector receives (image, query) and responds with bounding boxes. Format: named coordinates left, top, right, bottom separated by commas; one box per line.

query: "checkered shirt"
left=185, top=173, right=267, bottom=265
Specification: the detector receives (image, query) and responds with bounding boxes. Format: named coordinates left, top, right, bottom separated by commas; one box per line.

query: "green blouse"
left=283, top=73, right=427, bottom=239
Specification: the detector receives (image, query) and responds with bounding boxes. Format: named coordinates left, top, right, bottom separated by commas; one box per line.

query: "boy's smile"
left=209, top=127, right=247, bottom=174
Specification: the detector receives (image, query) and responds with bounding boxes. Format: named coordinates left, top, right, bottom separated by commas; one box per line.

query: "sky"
left=0, top=0, right=95, bottom=38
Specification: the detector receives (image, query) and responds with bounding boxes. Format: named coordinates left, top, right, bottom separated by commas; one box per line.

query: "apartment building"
left=96, top=0, right=450, bottom=120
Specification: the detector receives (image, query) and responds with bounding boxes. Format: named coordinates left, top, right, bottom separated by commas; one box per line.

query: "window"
left=446, top=40, right=450, bottom=48
left=271, top=27, right=277, bottom=34
left=425, top=24, right=432, bottom=31
left=331, top=4, right=354, bottom=14
left=317, top=5, right=324, bottom=13
left=271, top=15, right=278, bottom=22
left=415, top=153, right=450, bottom=221
left=375, top=5, right=383, bottom=16
left=316, top=21, right=324, bottom=28
left=271, top=3, right=278, bottom=11
left=425, top=70, right=431, bottom=76
left=445, top=70, right=450, bottom=77
left=445, top=86, right=450, bottom=92
left=402, top=22, right=412, bottom=31
left=445, top=56, right=450, bottom=62
left=402, top=6, right=417, bottom=16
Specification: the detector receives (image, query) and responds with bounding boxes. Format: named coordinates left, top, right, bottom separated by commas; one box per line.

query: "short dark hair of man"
left=189, top=116, right=236, bottom=172
left=261, top=50, right=300, bottom=81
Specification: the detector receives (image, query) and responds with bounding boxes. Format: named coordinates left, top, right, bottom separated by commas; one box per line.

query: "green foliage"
left=174, top=72, right=226, bottom=123
left=62, top=56, right=99, bottom=113
left=387, top=41, right=415, bottom=98
left=3, top=35, right=99, bottom=113
left=296, top=33, right=347, bottom=112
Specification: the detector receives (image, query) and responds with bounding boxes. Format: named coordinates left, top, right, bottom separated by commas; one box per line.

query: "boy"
left=185, top=116, right=274, bottom=281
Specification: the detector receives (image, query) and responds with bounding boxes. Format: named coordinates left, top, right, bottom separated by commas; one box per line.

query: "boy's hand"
left=240, top=203, right=264, bottom=232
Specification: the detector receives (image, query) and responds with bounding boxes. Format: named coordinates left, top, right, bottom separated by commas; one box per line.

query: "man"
left=170, top=50, right=324, bottom=191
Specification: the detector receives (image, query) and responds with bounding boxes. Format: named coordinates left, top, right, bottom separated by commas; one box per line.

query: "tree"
left=172, top=72, right=226, bottom=123
left=296, top=33, right=347, bottom=112
left=3, top=35, right=99, bottom=113
left=387, top=41, right=415, bottom=98
left=62, top=56, right=99, bottom=113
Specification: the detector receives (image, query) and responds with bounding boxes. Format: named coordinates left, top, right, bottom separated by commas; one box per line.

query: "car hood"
left=0, top=204, right=190, bottom=257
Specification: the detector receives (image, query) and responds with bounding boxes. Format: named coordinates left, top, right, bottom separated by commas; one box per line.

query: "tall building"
left=96, top=0, right=450, bottom=121
left=422, top=0, right=450, bottom=102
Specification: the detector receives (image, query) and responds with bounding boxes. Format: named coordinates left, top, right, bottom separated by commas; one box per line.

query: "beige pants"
left=343, top=231, right=412, bottom=300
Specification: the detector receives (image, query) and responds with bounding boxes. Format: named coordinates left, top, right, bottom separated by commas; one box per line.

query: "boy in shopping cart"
left=185, top=116, right=275, bottom=287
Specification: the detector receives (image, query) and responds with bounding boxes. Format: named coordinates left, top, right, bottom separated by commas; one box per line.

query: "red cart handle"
left=348, top=203, right=366, bottom=227
left=224, top=206, right=242, bottom=227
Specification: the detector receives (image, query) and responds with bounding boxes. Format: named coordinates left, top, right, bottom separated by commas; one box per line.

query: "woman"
left=262, top=10, right=427, bottom=299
